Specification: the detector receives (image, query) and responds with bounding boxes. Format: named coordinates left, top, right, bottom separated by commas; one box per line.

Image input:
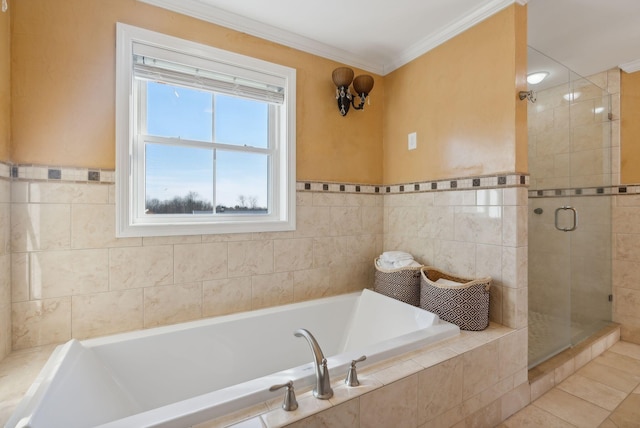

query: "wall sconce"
left=332, top=67, right=374, bottom=116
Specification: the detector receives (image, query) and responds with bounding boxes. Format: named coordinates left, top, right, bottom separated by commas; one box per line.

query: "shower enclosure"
left=527, top=48, right=613, bottom=368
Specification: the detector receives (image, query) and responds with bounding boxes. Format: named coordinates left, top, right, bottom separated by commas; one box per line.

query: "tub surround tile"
left=462, top=341, right=500, bottom=400
left=109, top=245, right=173, bottom=290
left=286, top=400, right=359, bottom=428
left=10, top=253, right=29, bottom=302
left=328, top=377, right=382, bottom=406
left=411, top=346, right=459, bottom=369
left=501, top=381, right=531, bottom=422
left=11, top=204, right=71, bottom=252
left=372, top=359, right=423, bottom=385
left=261, top=393, right=332, bottom=428
left=71, top=204, right=141, bottom=249
left=228, top=240, right=274, bottom=278
left=11, top=298, right=71, bottom=350
left=71, top=289, right=143, bottom=340
left=359, top=374, right=418, bottom=428
left=174, top=242, right=228, bottom=283
left=0, top=345, right=57, bottom=425
left=251, top=272, right=293, bottom=310
left=273, top=238, right=313, bottom=272
left=30, top=249, right=109, bottom=299
left=312, top=237, right=349, bottom=269
left=203, top=277, right=252, bottom=317
left=29, top=182, right=109, bottom=204
left=143, top=235, right=202, bottom=246
left=416, top=356, right=463, bottom=424
left=143, top=282, right=202, bottom=328
left=499, top=328, right=528, bottom=380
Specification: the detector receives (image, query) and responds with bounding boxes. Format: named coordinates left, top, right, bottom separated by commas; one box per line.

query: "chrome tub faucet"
left=294, top=328, right=333, bottom=399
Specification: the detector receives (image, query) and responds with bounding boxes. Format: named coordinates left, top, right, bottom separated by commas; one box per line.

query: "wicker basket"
left=373, top=257, right=422, bottom=306
left=420, top=267, right=491, bottom=331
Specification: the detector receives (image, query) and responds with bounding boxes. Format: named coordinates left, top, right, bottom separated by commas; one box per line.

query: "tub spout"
left=294, top=328, right=333, bottom=399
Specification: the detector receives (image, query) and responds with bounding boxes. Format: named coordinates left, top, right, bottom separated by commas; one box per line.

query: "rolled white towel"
left=392, top=259, right=422, bottom=269
left=380, top=251, right=414, bottom=262
left=376, top=258, right=396, bottom=270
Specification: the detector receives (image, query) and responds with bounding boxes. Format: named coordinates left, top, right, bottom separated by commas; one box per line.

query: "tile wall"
left=613, top=194, right=640, bottom=343
left=383, top=187, right=529, bottom=330
left=9, top=180, right=383, bottom=350
left=528, top=68, right=620, bottom=191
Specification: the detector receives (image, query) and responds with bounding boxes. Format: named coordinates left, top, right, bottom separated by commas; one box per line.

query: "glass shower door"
left=527, top=48, right=612, bottom=367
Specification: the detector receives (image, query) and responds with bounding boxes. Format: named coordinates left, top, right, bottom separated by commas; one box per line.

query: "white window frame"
left=115, top=23, right=296, bottom=237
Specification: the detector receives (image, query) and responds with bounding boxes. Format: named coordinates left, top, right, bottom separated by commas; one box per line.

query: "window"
left=115, top=23, right=296, bottom=237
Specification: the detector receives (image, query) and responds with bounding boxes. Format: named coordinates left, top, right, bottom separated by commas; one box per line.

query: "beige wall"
left=0, top=8, right=9, bottom=161
left=621, top=71, right=640, bottom=184
left=382, top=5, right=528, bottom=184
left=9, top=0, right=383, bottom=184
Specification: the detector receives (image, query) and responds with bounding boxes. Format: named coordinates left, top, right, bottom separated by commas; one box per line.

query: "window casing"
left=115, top=23, right=296, bottom=237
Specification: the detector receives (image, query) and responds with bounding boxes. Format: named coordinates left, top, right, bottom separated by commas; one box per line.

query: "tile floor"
left=2, top=340, right=640, bottom=427
left=501, top=341, right=640, bottom=428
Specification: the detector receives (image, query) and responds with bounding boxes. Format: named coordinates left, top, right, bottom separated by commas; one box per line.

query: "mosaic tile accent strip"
left=8, top=164, right=115, bottom=184
left=528, top=185, right=640, bottom=198
left=296, top=173, right=529, bottom=195
left=7, top=164, right=533, bottom=194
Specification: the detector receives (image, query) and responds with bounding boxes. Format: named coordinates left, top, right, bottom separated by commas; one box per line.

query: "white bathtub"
left=7, top=289, right=459, bottom=428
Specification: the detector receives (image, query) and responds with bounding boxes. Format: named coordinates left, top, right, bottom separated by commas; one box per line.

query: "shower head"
left=519, top=90, right=537, bottom=103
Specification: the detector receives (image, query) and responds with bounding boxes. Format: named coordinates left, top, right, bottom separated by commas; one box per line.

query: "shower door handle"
left=554, top=206, right=577, bottom=232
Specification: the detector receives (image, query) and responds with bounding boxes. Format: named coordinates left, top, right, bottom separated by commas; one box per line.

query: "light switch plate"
left=408, top=132, right=417, bottom=150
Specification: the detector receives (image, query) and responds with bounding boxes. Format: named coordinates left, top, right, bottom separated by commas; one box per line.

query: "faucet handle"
left=345, top=355, right=367, bottom=387
left=269, top=380, right=298, bottom=411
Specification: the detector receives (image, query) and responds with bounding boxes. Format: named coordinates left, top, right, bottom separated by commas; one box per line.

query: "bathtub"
left=7, top=289, right=459, bottom=428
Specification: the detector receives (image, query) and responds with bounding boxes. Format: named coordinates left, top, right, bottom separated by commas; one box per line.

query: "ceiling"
left=140, top=0, right=640, bottom=78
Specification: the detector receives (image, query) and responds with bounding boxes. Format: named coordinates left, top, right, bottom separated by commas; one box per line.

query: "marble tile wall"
left=0, top=178, right=10, bottom=361
left=528, top=68, right=620, bottom=191
left=383, top=187, right=529, bottom=330
left=613, top=194, right=640, bottom=344
left=9, top=181, right=383, bottom=350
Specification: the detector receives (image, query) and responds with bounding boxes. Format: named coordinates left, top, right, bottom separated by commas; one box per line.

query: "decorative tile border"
left=2, top=163, right=532, bottom=194
left=2, top=163, right=115, bottom=184
left=296, top=173, right=529, bottom=194
left=528, top=185, right=640, bottom=198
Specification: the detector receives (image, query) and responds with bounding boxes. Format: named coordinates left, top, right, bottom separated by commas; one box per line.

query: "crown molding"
left=384, top=0, right=524, bottom=74
left=137, top=0, right=385, bottom=74
left=139, top=0, right=524, bottom=76
left=620, top=59, right=640, bottom=73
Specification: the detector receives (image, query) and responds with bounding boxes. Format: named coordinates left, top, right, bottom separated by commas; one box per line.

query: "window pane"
left=215, top=151, right=268, bottom=214
left=145, top=144, right=214, bottom=215
left=214, top=94, right=269, bottom=148
left=146, top=81, right=213, bottom=142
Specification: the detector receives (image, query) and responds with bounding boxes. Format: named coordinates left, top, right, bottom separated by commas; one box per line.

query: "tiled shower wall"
left=9, top=181, right=383, bottom=350
left=383, top=187, right=528, bottom=330
left=613, top=194, right=640, bottom=344
left=528, top=68, right=620, bottom=190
